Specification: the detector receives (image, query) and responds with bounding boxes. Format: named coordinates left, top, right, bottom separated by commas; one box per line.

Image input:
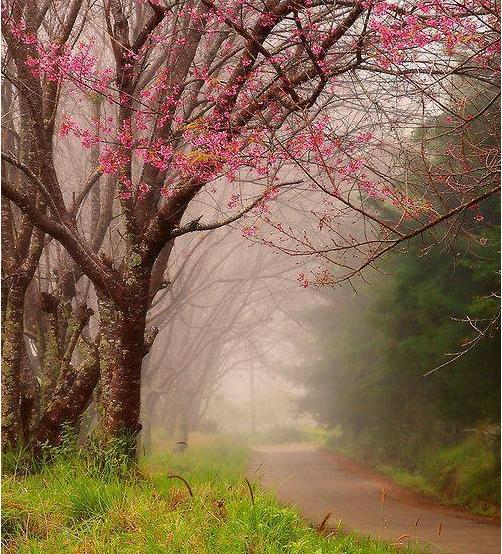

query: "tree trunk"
left=33, top=348, right=100, bottom=446
left=164, top=396, right=178, bottom=437
left=97, top=269, right=153, bottom=453
left=77, top=401, right=97, bottom=446
left=175, top=391, right=193, bottom=452
left=20, top=344, right=39, bottom=440
left=139, top=418, right=152, bottom=457
left=175, top=410, right=189, bottom=453
left=1, top=282, right=27, bottom=449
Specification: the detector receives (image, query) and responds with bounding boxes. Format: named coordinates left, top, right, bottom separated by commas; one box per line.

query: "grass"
left=375, top=466, right=437, bottom=498
left=2, top=434, right=426, bottom=554
left=377, top=438, right=500, bottom=517
left=236, top=425, right=330, bottom=446
left=325, top=431, right=500, bottom=517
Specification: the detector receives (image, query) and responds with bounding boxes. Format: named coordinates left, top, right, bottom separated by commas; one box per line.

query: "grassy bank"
left=2, top=435, right=423, bottom=554
left=233, top=423, right=499, bottom=517
left=376, top=438, right=500, bottom=517
left=325, top=432, right=500, bottom=517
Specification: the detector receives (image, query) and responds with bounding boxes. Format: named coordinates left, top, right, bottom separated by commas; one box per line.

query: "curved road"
left=249, top=444, right=500, bottom=554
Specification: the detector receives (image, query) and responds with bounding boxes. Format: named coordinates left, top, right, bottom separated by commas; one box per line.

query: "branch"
left=51, top=305, right=94, bottom=401
left=337, top=185, right=502, bottom=283
left=2, top=152, right=66, bottom=220
left=144, top=326, right=159, bottom=355
left=2, top=179, right=65, bottom=240
left=424, top=308, right=501, bottom=376
left=170, top=180, right=303, bottom=238
left=2, top=178, right=116, bottom=301
left=131, top=2, right=168, bottom=54
left=71, top=169, right=103, bottom=216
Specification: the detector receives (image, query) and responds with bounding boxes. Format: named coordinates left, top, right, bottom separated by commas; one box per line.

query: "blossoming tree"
left=1, top=0, right=499, bottom=451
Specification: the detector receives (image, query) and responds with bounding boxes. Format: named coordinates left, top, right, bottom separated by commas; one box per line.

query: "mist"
left=2, top=2, right=499, bottom=552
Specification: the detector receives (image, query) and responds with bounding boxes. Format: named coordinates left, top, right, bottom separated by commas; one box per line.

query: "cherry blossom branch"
left=335, top=185, right=501, bottom=284
left=171, top=180, right=303, bottom=238
left=424, top=307, right=501, bottom=376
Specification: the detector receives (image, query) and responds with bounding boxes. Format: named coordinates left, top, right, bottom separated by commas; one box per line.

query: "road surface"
left=249, top=443, right=500, bottom=554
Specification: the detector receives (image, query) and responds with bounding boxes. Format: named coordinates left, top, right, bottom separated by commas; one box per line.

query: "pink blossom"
left=242, top=226, right=256, bottom=237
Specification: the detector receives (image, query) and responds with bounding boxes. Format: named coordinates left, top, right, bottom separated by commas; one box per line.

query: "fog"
left=140, top=222, right=324, bottom=445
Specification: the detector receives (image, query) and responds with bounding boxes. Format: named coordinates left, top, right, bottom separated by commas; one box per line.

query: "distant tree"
left=2, top=0, right=499, bottom=452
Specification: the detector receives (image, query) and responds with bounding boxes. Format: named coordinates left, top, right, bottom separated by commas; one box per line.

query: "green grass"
left=378, top=438, right=501, bottom=517
left=376, top=465, right=437, bottom=498
left=326, top=431, right=500, bottom=517
left=236, top=425, right=330, bottom=446
left=2, top=435, right=425, bottom=554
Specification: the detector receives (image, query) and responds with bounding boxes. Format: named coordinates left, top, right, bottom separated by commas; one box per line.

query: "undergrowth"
left=2, top=434, right=425, bottom=554
left=377, top=438, right=500, bottom=517
left=326, top=431, right=500, bottom=516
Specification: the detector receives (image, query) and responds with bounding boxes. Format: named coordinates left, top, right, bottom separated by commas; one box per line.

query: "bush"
left=419, top=435, right=500, bottom=514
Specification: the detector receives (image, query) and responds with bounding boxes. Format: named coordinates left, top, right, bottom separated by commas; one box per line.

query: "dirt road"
left=249, top=444, right=500, bottom=554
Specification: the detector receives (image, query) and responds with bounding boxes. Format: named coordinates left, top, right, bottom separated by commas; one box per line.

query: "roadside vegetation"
left=289, top=209, right=500, bottom=516
left=289, top=208, right=500, bottom=516
left=2, top=435, right=426, bottom=554
left=245, top=421, right=499, bottom=517
left=326, top=432, right=500, bottom=517
left=288, top=91, right=500, bottom=518
left=376, top=437, right=500, bottom=517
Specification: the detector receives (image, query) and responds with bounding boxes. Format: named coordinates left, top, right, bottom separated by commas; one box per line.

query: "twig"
left=167, top=474, right=194, bottom=497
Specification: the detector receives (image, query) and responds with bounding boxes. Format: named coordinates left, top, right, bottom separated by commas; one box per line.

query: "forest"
left=292, top=203, right=500, bottom=513
left=1, top=0, right=500, bottom=553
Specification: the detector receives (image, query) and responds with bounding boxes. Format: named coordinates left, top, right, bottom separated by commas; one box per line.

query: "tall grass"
left=2, top=435, right=424, bottom=554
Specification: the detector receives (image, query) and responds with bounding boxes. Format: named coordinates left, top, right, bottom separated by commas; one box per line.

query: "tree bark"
left=20, top=343, right=39, bottom=440
left=97, top=266, right=154, bottom=452
left=1, top=282, right=27, bottom=448
left=33, top=347, right=100, bottom=446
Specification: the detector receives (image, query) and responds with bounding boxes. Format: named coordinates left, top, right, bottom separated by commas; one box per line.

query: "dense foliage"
left=291, top=77, right=500, bottom=512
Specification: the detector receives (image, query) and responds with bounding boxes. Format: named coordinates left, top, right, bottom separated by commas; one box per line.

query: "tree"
left=2, top=0, right=500, bottom=451
left=291, top=220, right=500, bottom=465
left=142, top=224, right=298, bottom=448
left=289, top=81, right=501, bottom=465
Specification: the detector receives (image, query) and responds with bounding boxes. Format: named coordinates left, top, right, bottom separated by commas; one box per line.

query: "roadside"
left=324, top=434, right=501, bottom=518
left=2, top=435, right=420, bottom=554
left=321, top=449, right=500, bottom=524
left=249, top=425, right=500, bottom=518
left=249, top=443, right=501, bottom=554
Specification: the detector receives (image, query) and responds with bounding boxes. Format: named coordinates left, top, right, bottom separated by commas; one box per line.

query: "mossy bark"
left=1, top=283, right=27, bottom=449
left=97, top=263, right=152, bottom=454
left=38, top=310, right=61, bottom=411
left=33, top=346, right=100, bottom=447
